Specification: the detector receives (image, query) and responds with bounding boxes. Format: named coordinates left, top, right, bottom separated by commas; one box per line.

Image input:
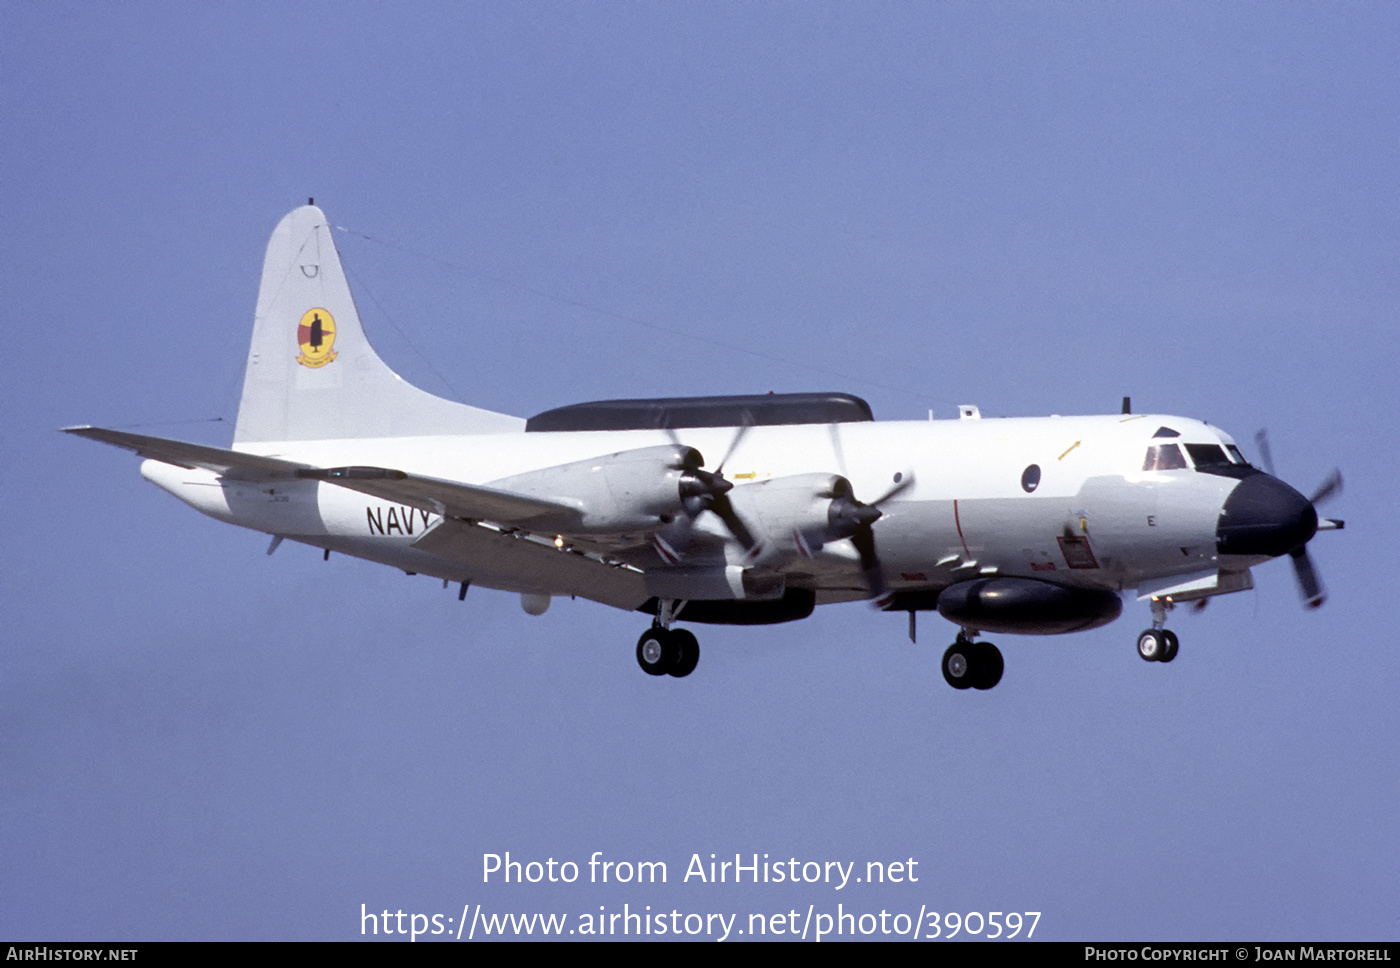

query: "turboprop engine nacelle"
left=486, top=444, right=725, bottom=535
left=728, top=473, right=881, bottom=560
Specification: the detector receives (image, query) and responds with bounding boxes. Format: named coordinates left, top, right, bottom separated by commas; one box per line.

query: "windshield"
left=1143, top=443, right=1187, bottom=471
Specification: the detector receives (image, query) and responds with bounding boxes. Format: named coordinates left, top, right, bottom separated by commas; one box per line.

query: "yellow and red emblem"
left=296, top=308, right=338, bottom=368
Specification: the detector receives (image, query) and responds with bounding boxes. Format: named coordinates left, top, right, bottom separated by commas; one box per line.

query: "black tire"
left=972, top=642, right=1004, bottom=690
left=942, top=642, right=975, bottom=690
left=668, top=629, right=700, bottom=678
left=1160, top=630, right=1179, bottom=663
left=1137, top=629, right=1164, bottom=662
left=636, top=628, right=674, bottom=676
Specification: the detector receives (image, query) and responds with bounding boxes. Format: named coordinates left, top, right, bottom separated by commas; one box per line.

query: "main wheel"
left=669, top=629, right=700, bottom=678
left=1160, top=630, right=1179, bottom=663
left=636, top=628, right=676, bottom=676
left=1137, top=629, right=1165, bottom=662
left=942, top=642, right=976, bottom=690
left=971, top=641, right=1004, bottom=690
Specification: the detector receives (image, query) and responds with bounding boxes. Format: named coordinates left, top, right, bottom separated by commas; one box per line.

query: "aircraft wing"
left=411, top=518, right=649, bottom=610
left=64, top=426, right=580, bottom=529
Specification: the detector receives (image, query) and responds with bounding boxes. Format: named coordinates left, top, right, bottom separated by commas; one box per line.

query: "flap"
left=413, top=518, right=648, bottom=610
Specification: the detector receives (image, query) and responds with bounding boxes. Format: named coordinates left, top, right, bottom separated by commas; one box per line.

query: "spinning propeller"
left=665, top=418, right=913, bottom=600
left=1253, top=430, right=1344, bottom=609
left=825, top=422, right=915, bottom=600
left=663, top=419, right=761, bottom=558
left=827, top=471, right=915, bottom=600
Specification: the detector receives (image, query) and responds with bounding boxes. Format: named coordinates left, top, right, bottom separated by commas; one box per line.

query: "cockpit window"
left=1143, top=443, right=1187, bottom=471
left=1151, top=426, right=1181, bottom=438
left=1225, top=445, right=1249, bottom=466
left=1185, top=443, right=1232, bottom=469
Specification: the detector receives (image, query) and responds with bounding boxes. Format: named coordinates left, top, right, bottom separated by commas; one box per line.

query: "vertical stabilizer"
left=234, top=205, right=523, bottom=444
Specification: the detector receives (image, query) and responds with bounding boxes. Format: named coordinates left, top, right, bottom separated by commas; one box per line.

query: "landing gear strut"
left=635, top=626, right=700, bottom=678
left=941, top=633, right=1003, bottom=690
left=1137, top=597, right=1179, bottom=663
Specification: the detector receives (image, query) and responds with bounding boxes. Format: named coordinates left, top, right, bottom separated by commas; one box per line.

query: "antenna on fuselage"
left=1122, top=396, right=1131, bottom=415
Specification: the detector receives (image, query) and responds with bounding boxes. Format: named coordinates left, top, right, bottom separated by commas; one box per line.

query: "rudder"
left=234, top=204, right=523, bottom=444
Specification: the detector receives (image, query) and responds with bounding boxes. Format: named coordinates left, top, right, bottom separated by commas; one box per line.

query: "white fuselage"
left=141, top=411, right=1256, bottom=609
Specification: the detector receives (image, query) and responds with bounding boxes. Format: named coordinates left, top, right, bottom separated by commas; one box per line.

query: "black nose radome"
left=1216, top=473, right=1318, bottom=558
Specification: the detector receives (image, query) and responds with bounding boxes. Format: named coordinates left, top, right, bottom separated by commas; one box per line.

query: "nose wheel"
left=1138, top=598, right=1179, bottom=663
left=941, top=635, right=1003, bottom=690
left=636, top=627, right=700, bottom=677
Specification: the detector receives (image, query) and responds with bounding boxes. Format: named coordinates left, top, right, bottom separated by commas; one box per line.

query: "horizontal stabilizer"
left=66, top=426, right=579, bottom=529
left=63, top=426, right=308, bottom=479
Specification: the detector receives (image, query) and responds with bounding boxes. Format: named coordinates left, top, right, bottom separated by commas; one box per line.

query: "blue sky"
left=3, top=2, right=1396, bottom=941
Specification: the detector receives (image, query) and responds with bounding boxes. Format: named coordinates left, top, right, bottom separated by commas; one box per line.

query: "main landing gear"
left=941, top=633, right=1003, bottom=690
left=637, top=599, right=700, bottom=678
left=636, top=626, right=700, bottom=678
left=1137, top=597, right=1179, bottom=664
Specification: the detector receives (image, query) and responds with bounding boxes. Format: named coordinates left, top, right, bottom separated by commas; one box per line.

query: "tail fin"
left=234, top=204, right=523, bottom=444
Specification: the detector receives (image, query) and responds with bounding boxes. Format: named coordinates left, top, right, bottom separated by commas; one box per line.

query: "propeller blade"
left=1290, top=547, right=1325, bottom=609
left=1254, top=429, right=1277, bottom=476
left=830, top=473, right=912, bottom=601
left=1250, top=430, right=1340, bottom=611
left=709, top=493, right=761, bottom=557
left=1309, top=469, right=1343, bottom=507
left=655, top=410, right=687, bottom=452
left=828, top=423, right=847, bottom=478
left=712, top=415, right=753, bottom=477
left=867, top=471, right=915, bottom=508
left=849, top=526, right=888, bottom=600
left=667, top=418, right=751, bottom=538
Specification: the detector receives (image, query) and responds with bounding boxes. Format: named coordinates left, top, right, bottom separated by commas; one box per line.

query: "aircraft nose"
left=1216, top=473, right=1317, bottom=558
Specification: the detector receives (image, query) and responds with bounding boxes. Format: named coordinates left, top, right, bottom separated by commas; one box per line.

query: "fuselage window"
left=1185, top=443, right=1232, bottom=469
left=1143, top=443, right=1187, bottom=471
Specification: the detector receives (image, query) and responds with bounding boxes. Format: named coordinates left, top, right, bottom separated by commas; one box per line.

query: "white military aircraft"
left=68, top=204, right=1343, bottom=689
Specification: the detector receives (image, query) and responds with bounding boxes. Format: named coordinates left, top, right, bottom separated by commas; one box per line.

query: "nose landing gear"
left=941, top=633, right=1003, bottom=690
left=1136, top=628, right=1179, bottom=663
left=1137, top=598, right=1179, bottom=663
